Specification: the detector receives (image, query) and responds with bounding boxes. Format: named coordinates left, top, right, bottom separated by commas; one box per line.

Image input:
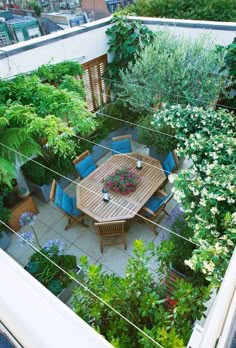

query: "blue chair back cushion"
left=55, top=184, right=82, bottom=217
left=75, top=154, right=96, bottom=178
left=144, top=194, right=170, bottom=217
left=111, top=138, right=132, bottom=155
left=162, top=151, right=176, bottom=175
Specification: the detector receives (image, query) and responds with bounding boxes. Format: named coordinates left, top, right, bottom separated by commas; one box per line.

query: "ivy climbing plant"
left=104, top=14, right=155, bottom=91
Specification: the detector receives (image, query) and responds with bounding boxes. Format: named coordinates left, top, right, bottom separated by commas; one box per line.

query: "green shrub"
left=26, top=240, right=77, bottom=296
left=156, top=207, right=207, bottom=286
left=0, top=188, right=11, bottom=232
left=118, top=30, right=225, bottom=110
left=137, top=115, right=177, bottom=153
left=72, top=241, right=210, bottom=346
left=104, top=14, right=154, bottom=91
left=127, top=0, right=236, bottom=22
left=21, top=153, right=75, bottom=186
left=35, top=61, right=84, bottom=85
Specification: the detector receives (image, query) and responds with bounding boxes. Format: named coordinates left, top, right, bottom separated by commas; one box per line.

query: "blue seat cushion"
left=162, top=151, right=176, bottom=175
left=144, top=195, right=169, bottom=217
left=55, top=184, right=82, bottom=217
left=111, top=138, right=132, bottom=155
left=75, top=154, right=96, bottom=178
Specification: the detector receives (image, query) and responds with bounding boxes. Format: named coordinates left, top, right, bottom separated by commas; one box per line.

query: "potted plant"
left=18, top=212, right=83, bottom=302
left=25, top=240, right=83, bottom=302
left=21, top=151, right=76, bottom=202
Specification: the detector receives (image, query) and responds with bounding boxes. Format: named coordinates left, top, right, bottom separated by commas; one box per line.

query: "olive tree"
left=117, top=30, right=226, bottom=111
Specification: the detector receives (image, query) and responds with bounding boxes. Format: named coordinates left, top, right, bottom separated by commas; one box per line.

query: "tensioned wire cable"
left=0, top=221, right=164, bottom=348
left=0, top=142, right=200, bottom=247
left=95, top=109, right=177, bottom=139
left=99, top=76, right=236, bottom=111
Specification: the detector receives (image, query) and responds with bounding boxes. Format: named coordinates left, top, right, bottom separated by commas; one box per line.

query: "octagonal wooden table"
left=76, top=153, right=167, bottom=222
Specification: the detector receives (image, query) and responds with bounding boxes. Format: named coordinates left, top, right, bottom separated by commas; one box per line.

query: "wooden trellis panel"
left=82, top=55, right=109, bottom=111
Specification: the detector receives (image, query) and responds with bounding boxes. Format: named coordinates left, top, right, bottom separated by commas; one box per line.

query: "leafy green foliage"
left=59, top=75, right=85, bottom=99
left=156, top=214, right=208, bottom=286
left=26, top=0, right=42, bottom=16
left=0, top=74, right=95, bottom=135
left=127, top=0, right=236, bottom=22
left=217, top=38, right=236, bottom=112
left=0, top=60, right=95, bottom=186
left=155, top=105, right=236, bottom=285
left=72, top=240, right=210, bottom=346
left=118, top=30, right=225, bottom=111
left=35, top=61, right=84, bottom=85
left=0, top=188, right=11, bottom=232
left=137, top=115, right=178, bottom=152
left=21, top=150, right=75, bottom=186
left=104, top=15, right=154, bottom=91
left=26, top=245, right=77, bottom=296
left=0, top=105, right=41, bottom=187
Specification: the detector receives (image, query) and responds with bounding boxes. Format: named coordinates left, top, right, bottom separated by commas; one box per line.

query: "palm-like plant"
left=0, top=115, right=41, bottom=187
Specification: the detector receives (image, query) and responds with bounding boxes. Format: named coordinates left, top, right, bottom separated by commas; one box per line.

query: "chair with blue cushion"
left=73, top=150, right=96, bottom=179
left=111, top=134, right=132, bottom=155
left=162, top=151, right=178, bottom=177
left=139, top=189, right=173, bottom=235
left=50, top=179, right=88, bottom=231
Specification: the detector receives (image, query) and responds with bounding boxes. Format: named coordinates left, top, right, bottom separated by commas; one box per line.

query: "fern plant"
left=0, top=117, right=41, bottom=187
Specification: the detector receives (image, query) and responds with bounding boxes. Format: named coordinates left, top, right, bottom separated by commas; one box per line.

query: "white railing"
left=187, top=247, right=236, bottom=348
left=0, top=250, right=112, bottom=348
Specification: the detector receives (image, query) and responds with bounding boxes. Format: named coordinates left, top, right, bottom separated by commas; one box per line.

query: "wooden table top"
left=76, top=153, right=167, bottom=222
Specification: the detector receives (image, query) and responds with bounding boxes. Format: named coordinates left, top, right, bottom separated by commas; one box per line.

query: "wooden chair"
left=139, top=189, right=174, bottom=235
left=94, top=220, right=128, bottom=253
left=50, top=179, right=88, bottom=231
left=73, top=150, right=96, bottom=179
left=111, top=134, right=132, bottom=155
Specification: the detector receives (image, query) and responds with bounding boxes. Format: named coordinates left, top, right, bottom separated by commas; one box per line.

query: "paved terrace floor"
left=5, top=142, right=191, bottom=280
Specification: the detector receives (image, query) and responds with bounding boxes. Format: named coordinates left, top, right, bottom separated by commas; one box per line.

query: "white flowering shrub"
left=153, top=105, right=236, bottom=286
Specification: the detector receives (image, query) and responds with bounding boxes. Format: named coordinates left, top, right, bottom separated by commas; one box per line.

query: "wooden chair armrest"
left=49, top=179, right=56, bottom=202
left=157, top=188, right=168, bottom=196
left=112, top=134, right=132, bottom=142
left=73, top=150, right=90, bottom=165
left=140, top=206, right=155, bottom=216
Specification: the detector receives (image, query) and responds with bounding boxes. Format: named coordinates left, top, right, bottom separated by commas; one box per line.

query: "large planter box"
left=57, top=265, right=84, bottom=303
left=25, top=179, right=52, bottom=203
left=24, top=172, right=76, bottom=203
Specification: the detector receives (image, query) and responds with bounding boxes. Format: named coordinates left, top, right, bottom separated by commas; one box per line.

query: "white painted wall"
left=0, top=17, right=112, bottom=79
left=0, top=16, right=235, bottom=79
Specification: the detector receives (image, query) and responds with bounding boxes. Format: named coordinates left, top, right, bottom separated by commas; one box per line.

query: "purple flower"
left=19, top=212, right=36, bottom=227
left=43, top=239, right=65, bottom=256
left=18, top=231, right=34, bottom=247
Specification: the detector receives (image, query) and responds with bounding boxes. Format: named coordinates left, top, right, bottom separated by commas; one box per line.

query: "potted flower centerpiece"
left=18, top=212, right=83, bottom=302
left=104, top=167, right=140, bottom=195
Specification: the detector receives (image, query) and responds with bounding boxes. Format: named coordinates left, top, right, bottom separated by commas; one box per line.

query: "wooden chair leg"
left=64, top=216, right=89, bottom=231
left=163, top=208, right=170, bottom=216
left=100, top=238, right=104, bottom=254
left=124, top=236, right=127, bottom=250
left=65, top=217, right=72, bottom=230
